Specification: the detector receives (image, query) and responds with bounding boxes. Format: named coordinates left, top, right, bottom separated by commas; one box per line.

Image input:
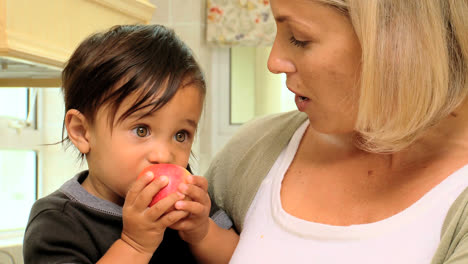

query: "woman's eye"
left=289, top=36, right=309, bottom=48
left=175, top=131, right=188, bottom=142
left=133, top=126, right=149, bottom=137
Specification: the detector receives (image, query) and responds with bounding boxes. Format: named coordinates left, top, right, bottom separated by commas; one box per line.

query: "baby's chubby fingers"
left=174, top=175, right=210, bottom=218
left=186, top=174, right=208, bottom=192
left=158, top=209, right=190, bottom=228
left=145, top=191, right=186, bottom=220
left=174, top=199, right=207, bottom=216
left=178, top=175, right=210, bottom=204
left=125, top=171, right=155, bottom=205
left=126, top=172, right=170, bottom=212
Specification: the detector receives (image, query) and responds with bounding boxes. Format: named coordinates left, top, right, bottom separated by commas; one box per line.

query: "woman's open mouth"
left=295, top=95, right=310, bottom=111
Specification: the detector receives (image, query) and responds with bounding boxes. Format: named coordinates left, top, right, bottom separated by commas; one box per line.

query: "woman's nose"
left=267, top=37, right=296, bottom=74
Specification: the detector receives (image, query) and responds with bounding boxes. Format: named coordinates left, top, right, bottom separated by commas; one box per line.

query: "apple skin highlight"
left=138, top=164, right=191, bottom=207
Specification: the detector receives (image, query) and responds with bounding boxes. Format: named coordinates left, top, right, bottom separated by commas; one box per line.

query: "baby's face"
left=84, top=84, right=203, bottom=205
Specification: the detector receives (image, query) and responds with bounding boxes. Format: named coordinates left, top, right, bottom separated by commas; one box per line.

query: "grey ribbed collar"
left=59, top=171, right=123, bottom=217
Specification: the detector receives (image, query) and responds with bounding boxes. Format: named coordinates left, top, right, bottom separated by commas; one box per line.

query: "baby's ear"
left=65, top=109, right=91, bottom=154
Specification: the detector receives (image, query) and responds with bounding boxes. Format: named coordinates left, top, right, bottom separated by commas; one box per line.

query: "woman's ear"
left=65, top=109, right=91, bottom=154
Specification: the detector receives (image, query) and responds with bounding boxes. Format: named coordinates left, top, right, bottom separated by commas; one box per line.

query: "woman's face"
left=268, top=0, right=362, bottom=134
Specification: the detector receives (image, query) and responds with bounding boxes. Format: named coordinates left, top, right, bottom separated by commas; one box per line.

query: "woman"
left=206, top=0, right=468, bottom=263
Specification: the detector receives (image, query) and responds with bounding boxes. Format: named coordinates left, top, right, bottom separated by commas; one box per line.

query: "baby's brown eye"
left=135, top=126, right=148, bottom=137
left=175, top=131, right=187, bottom=142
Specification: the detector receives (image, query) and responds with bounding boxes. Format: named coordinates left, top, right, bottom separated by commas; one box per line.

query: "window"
left=0, top=86, right=86, bottom=245
left=230, top=46, right=296, bottom=124
left=0, top=88, right=28, bottom=120
left=0, top=88, right=40, bottom=233
left=206, top=46, right=297, bottom=168
left=0, top=150, right=37, bottom=231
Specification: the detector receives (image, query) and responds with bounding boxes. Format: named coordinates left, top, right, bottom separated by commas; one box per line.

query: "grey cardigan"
left=205, top=110, right=468, bottom=264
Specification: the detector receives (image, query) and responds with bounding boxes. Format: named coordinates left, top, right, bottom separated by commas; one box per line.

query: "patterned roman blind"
left=206, top=0, right=276, bottom=46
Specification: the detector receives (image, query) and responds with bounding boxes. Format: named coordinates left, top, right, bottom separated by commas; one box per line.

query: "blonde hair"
left=318, top=0, right=468, bottom=153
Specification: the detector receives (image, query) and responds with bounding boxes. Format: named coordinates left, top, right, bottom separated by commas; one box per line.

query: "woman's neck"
left=392, top=99, right=468, bottom=168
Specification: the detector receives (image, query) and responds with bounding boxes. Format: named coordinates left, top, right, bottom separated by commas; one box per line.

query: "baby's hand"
left=170, top=175, right=211, bottom=245
left=121, top=172, right=189, bottom=256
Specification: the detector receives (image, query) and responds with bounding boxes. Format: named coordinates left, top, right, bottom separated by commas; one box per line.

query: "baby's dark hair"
left=61, top=24, right=206, bottom=159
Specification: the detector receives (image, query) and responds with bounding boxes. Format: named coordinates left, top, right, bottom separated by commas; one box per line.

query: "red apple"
left=138, top=163, right=191, bottom=207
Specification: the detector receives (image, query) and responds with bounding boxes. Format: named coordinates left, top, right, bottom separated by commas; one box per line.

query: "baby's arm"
left=98, top=172, right=188, bottom=264
left=171, top=175, right=239, bottom=264
left=190, top=220, right=239, bottom=264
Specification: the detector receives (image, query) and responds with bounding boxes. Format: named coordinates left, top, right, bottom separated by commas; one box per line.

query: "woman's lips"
left=287, top=86, right=310, bottom=111
left=295, top=95, right=310, bottom=112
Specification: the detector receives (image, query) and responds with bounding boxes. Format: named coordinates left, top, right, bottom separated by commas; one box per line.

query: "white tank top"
left=229, top=121, right=468, bottom=264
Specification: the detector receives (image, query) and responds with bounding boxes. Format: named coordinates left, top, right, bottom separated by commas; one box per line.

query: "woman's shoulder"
left=442, top=186, right=468, bottom=236
left=227, top=111, right=307, bottom=149
left=432, top=187, right=468, bottom=263
left=208, top=111, right=306, bottom=169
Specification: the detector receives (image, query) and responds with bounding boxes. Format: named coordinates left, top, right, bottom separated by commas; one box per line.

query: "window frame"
left=0, top=88, right=43, bottom=244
